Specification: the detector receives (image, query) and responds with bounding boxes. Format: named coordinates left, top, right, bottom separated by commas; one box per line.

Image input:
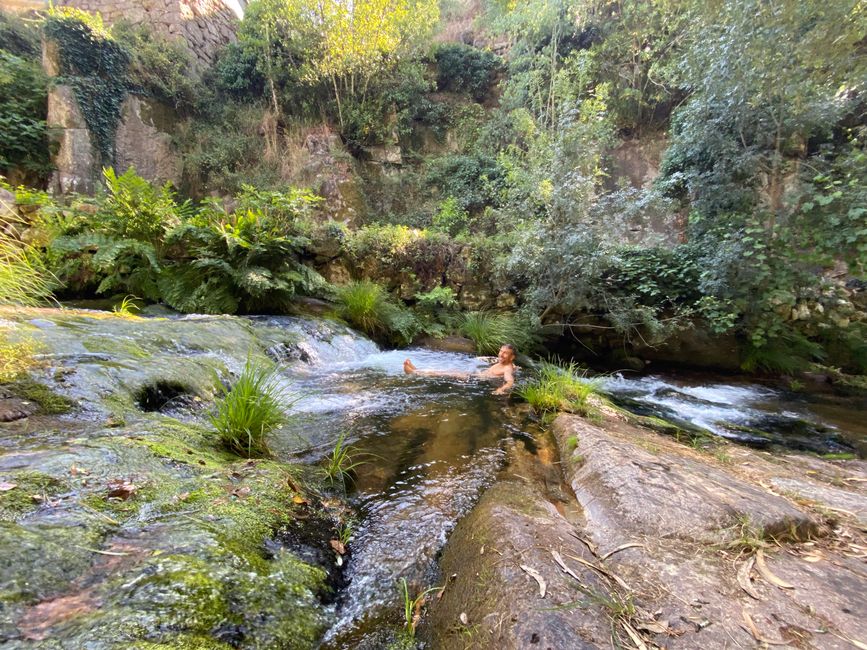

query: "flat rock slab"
left=769, top=476, right=867, bottom=527
left=424, top=477, right=613, bottom=650
left=0, top=398, right=37, bottom=423
left=552, top=413, right=867, bottom=649
left=554, top=416, right=819, bottom=544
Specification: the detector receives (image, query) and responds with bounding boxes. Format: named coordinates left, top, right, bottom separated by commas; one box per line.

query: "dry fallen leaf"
left=231, top=486, right=251, bottom=498
left=292, top=495, right=308, bottom=505
left=741, top=610, right=789, bottom=646
left=0, top=482, right=17, bottom=491
left=755, top=549, right=794, bottom=590
left=330, top=539, right=346, bottom=555
left=106, top=480, right=137, bottom=501
left=520, top=565, right=547, bottom=598
left=736, top=556, right=762, bottom=600
left=459, top=612, right=468, bottom=626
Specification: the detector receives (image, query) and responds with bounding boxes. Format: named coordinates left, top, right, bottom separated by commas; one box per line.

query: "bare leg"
left=404, top=359, right=470, bottom=379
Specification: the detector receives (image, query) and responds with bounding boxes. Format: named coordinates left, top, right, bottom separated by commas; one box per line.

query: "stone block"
left=47, top=85, right=88, bottom=130
left=50, top=128, right=98, bottom=195
left=114, top=95, right=182, bottom=187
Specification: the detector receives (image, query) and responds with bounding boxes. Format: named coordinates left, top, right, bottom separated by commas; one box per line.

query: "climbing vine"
left=43, top=9, right=129, bottom=166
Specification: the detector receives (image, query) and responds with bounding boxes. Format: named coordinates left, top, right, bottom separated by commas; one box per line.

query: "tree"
left=312, top=0, right=439, bottom=128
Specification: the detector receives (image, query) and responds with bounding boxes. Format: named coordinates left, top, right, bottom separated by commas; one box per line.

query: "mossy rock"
left=0, top=471, right=69, bottom=521
left=0, top=521, right=105, bottom=604
left=3, top=378, right=76, bottom=415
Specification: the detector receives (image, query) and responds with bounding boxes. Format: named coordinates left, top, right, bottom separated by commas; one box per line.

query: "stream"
left=250, top=318, right=866, bottom=645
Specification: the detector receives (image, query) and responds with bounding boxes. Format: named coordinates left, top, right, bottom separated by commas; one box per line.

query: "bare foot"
left=403, top=359, right=416, bottom=374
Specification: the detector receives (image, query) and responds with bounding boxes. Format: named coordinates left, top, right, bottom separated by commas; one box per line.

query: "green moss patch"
left=5, top=378, right=76, bottom=414
left=0, top=471, right=68, bottom=521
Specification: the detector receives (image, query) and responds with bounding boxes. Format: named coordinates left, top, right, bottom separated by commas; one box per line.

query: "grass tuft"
left=335, top=280, right=418, bottom=345
left=322, top=432, right=369, bottom=491
left=209, top=359, right=294, bottom=458
left=0, top=331, right=41, bottom=383
left=518, top=361, right=600, bottom=416
left=336, top=280, right=390, bottom=336
left=460, top=310, right=540, bottom=356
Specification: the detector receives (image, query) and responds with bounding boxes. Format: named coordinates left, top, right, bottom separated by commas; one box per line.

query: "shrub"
left=0, top=49, right=51, bottom=181
left=431, top=197, right=469, bottom=237
left=460, top=310, right=540, bottom=355
left=208, top=359, right=290, bottom=458
left=434, top=43, right=501, bottom=102
left=112, top=21, right=199, bottom=111
left=424, top=154, right=503, bottom=213
left=518, top=362, right=600, bottom=415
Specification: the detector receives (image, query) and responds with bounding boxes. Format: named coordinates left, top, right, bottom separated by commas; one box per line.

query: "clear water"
left=603, top=373, right=866, bottom=456
left=251, top=320, right=866, bottom=644
left=263, top=335, right=529, bottom=644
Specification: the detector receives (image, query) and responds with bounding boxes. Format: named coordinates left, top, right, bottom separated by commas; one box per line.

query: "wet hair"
left=501, top=343, right=517, bottom=356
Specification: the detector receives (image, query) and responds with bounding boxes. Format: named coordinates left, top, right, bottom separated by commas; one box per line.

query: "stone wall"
left=53, top=0, right=242, bottom=67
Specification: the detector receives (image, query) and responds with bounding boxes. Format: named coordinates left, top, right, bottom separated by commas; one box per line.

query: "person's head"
left=498, top=344, right=516, bottom=364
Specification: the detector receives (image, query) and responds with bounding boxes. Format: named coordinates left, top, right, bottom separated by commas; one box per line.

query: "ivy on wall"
left=43, top=9, right=129, bottom=166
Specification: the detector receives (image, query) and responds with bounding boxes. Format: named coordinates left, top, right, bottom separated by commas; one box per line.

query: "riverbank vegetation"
left=0, top=0, right=865, bottom=380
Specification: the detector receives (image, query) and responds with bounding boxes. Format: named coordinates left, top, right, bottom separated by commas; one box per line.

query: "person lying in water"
left=403, top=344, right=517, bottom=395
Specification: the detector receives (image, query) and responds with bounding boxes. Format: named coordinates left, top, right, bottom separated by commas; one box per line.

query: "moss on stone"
left=0, top=471, right=68, bottom=521
left=83, top=335, right=152, bottom=359
left=5, top=377, right=76, bottom=414
left=122, top=555, right=233, bottom=634
left=0, top=521, right=106, bottom=604
left=128, top=637, right=235, bottom=650
left=124, top=420, right=235, bottom=472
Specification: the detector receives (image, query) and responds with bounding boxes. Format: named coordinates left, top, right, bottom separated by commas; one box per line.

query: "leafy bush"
left=431, top=197, right=469, bottom=237
left=460, top=310, right=539, bottom=355
left=0, top=11, right=40, bottom=57
left=518, top=362, right=599, bottom=415
left=179, top=103, right=283, bottom=194
left=425, top=154, right=503, bottom=213
left=112, top=21, right=199, bottom=111
left=434, top=43, right=501, bottom=102
left=0, top=50, right=50, bottom=181
left=209, top=359, right=290, bottom=458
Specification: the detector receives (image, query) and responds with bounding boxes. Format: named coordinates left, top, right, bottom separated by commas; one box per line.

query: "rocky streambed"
left=0, top=306, right=865, bottom=649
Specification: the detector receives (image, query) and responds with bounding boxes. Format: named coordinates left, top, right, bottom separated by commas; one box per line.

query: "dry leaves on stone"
left=519, top=565, right=547, bottom=598
left=754, top=549, right=794, bottom=590
left=106, top=479, right=137, bottom=500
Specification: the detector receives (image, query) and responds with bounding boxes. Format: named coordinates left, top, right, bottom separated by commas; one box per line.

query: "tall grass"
left=209, top=359, right=293, bottom=458
left=335, top=280, right=419, bottom=345
left=460, top=310, right=540, bottom=355
left=518, top=361, right=600, bottom=415
left=0, top=331, right=40, bottom=382
left=0, top=217, right=55, bottom=306
left=336, top=280, right=391, bottom=335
